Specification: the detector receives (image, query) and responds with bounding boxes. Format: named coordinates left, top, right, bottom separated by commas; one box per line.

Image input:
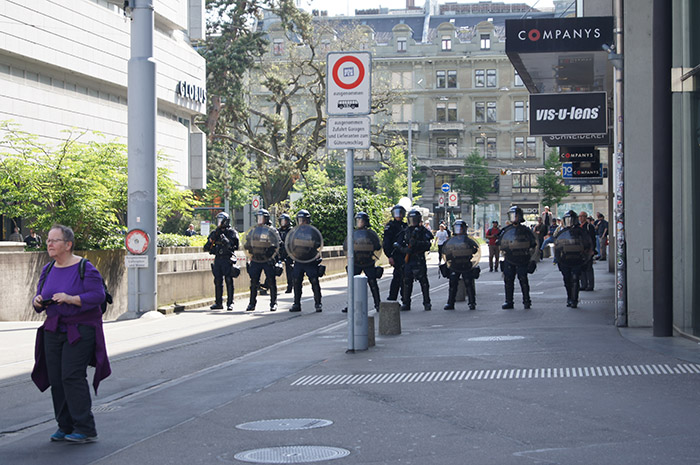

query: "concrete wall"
left=0, top=246, right=376, bottom=322
left=623, top=0, right=654, bottom=326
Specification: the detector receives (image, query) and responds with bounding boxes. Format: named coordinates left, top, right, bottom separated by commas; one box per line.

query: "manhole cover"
left=236, top=419, right=333, bottom=431
left=468, top=335, right=525, bottom=342
left=230, top=446, right=350, bottom=463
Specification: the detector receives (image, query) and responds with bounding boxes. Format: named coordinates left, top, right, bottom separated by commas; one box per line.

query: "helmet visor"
left=408, top=215, right=421, bottom=227
left=508, top=210, right=519, bottom=223
left=453, top=223, right=464, bottom=235
left=563, top=216, right=575, bottom=228
left=297, top=216, right=309, bottom=225
left=217, top=216, right=226, bottom=227
left=392, top=207, right=405, bottom=219
left=257, top=215, right=266, bottom=225
left=279, top=218, right=289, bottom=228
left=355, top=218, right=366, bottom=229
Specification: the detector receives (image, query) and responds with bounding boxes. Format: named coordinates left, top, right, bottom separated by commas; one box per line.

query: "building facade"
left=0, top=0, right=207, bottom=238
left=258, top=1, right=609, bottom=233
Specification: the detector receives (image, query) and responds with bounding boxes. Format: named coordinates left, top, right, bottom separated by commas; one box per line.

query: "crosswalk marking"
left=290, top=363, right=700, bottom=386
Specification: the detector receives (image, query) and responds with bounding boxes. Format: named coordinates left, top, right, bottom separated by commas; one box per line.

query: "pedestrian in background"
left=8, top=226, right=23, bottom=242
left=485, top=220, right=500, bottom=272
left=184, top=223, right=196, bottom=236
left=25, top=228, right=42, bottom=248
left=595, top=213, right=609, bottom=260
left=434, top=223, right=449, bottom=264
left=31, top=224, right=111, bottom=444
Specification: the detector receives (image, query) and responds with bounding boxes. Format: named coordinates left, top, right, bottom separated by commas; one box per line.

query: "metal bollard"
left=378, top=301, right=401, bottom=335
left=353, top=275, right=369, bottom=351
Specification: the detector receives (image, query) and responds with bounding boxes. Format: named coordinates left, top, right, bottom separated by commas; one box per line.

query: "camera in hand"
left=41, top=298, right=57, bottom=307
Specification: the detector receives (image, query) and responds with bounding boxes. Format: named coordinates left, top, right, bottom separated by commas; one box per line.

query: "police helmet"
left=407, top=209, right=422, bottom=227
left=256, top=208, right=271, bottom=225
left=508, top=206, right=524, bottom=224
left=453, top=219, right=468, bottom=235
left=279, top=213, right=291, bottom=228
left=216, top=211, right=230, bottom=228
left=562, top=210, right=579, bottom=228
left=391, top=205, right=406, bottom=220
left=296, top=209, right=311, bottom=225
left=355, top=211, right=370, bottom=229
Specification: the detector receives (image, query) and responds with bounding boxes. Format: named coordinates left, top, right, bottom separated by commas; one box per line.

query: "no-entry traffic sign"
left=326, top=52, right=371, bottom=116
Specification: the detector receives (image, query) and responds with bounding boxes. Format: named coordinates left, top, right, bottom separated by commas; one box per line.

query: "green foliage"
left=0, top=122, right=197, bottom=249
left=375, top=147, right=421, bottom=205
left=537, top=150, right=570, bottom=208
left=454, top=150, right=493, bottom=223
left=203, top=143, right=259, bottom=210
left=294, top=187, right=390, bottom=246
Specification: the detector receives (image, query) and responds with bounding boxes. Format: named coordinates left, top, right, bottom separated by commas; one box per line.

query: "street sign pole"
left=346, top=148, right=355, bottom=352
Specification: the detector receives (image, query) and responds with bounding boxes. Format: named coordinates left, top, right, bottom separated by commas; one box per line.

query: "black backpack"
left=38, top=258, right=113, bottom=314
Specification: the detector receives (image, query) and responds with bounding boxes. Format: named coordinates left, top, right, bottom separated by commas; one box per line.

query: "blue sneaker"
left=65, top=432, right=98, bottom=444
left=50, top=429, right=68, bottom=442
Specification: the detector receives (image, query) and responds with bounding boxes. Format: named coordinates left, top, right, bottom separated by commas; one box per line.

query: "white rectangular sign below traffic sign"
left=125, top=255, right=149, bottom=268
left=326, top=52, right=371, bottom=116
left=327, top=117, right=371, bottom=150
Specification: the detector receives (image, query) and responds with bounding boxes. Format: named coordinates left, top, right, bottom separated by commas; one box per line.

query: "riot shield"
left=554, top=228, right=592, bottom=268
left=499, top=225, right=536, bottom=266
left=343, top=229, right=382, bottom=267
left=284, top=224, right=324, bottom=263
left=442, top=235, right=480, bottom=273
left=244, top=225, right=281, bottom=263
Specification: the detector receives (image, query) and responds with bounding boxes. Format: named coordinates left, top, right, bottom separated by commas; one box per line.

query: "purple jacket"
left=31, top=260, right=111, bottom=393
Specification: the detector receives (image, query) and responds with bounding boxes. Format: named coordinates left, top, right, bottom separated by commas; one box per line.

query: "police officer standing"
left=554, top=210, right=594, bottom=308
left=277, top=213, right=294, bottom=293
left=382, top=205, right=408, bottom=302
left=394, top=209, right=433, bottom=311
left=343, top=212, right=383, bottom=312
left=442, top=220, right=480, bottom=311
left=497, top=206, right=537, bottom=310
left=204, top=212, right=240, bottom=311
left=244, top=209, right=281, bottom=312
left=286, top=210, right=324, bottom=313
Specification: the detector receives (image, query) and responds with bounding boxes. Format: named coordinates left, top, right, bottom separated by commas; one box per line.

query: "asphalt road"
left=1, top=252, right=699, bottom=465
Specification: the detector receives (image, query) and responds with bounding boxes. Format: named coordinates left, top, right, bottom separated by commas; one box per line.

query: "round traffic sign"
left=252, top=196, right=260, bottom=210
left=449, top=192, right=458, bottom=203
left=332, top=56, right=366, bottom=90
left=125, top=229, right=150, bottom=255
left=438, top=195, right=445, bottom=207
left=441, top=183, right=451, bottom=193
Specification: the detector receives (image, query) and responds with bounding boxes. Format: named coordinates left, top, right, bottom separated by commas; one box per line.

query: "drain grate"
left=236, top=419, right=333, bottom=431
left=468, top=335, right=525, bottom=342
left=231, top=446, right=350, bottom=463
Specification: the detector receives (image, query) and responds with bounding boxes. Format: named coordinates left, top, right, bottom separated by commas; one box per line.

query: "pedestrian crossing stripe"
left=290, top=363, right=700, bottom=386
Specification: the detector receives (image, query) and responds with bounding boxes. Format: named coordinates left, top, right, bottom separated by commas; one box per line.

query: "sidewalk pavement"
left=1, top=253, right=699, bottom=464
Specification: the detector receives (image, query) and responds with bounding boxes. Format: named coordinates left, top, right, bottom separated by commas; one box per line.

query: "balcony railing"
left=385, top=122, right=420, bottom=132
left=428, top=121, right=465, bottom=131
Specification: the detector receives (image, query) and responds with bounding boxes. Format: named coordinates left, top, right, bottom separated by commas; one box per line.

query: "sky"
left=300, top=0, right=556, bottom=17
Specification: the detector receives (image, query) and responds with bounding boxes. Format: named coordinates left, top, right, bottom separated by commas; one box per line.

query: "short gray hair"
left=50, top=224, right=75, bottom=251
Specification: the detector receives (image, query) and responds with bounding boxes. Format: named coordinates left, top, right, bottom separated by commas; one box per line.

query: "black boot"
left=290, top=276, right=303, bottom=312
left=419, top=276, right=431, bottom=311
left=521, top=278, right=532, bottom=309
left=444, top=281, right=457, bottom=310
left=503, top=279, right=514, bottom=309
left=310, top=276, right=322, bottom=312
left=211, top=280, right=224, bottom=309
left=401, top=279, right=412, bottom=311
left=369, top=279, right=381, bottom=311
left=466, top=279, right=476, bottom=310
left=269, top=279, right=278, bottom=311
left=225, top=276, right=234, bottom=310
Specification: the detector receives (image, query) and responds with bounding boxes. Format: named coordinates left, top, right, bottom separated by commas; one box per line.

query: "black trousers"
left=447, top=271, right=476, bottom=306
left=502, top=261, right=531, bottom=305
left=580, top=260, right=595, bottom=290
left=402, top=259, right=430, bottom=308
left=248, top=261, right=277, bottom=308
left=292, top=262, right=322, bottom=306
left=44, top=325, right=97, bottom=436
left=354, top=264, right=381, bottom=310
left=388, top=257, right=404, bottom=301
left=212, top=258, right=234, bottom=305
left=558, top=264, right=581, bottom=304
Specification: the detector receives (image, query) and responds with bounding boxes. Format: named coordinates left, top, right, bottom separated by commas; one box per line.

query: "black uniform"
left=278, top=223, right=294, bottom=293
left=245, top=224, right=281, bottom=312
left=395, top=225, right=433, bottom=311
left=382, top=219, right=407, bottom=301
left=554, top=226, right=593, bottom=308
left=286, top=214, right=324, bottom=313
left=204, top=226, right=239, bottom=309
left=345, top=228, right=383, bottom=311
left=442, top=233, right=480, bottom=310
left=497, top=223, right=537, bottom=309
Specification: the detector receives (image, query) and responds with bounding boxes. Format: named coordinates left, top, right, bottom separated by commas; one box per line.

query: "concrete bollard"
left=455, top=280, right=466, bottom=301
left=379, top=301, right=401, bottom=335
left=353, top=276, right=369, bottom=351
left=368, top=316, right=375, bottom=347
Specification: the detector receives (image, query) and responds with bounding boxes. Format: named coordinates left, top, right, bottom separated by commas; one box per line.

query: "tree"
left=453, top=150, right=493, bottom=224
left=200, top=3, right=401, bottom=211
left=0, top=122, right=196, bottom=249
left=537, top=149, right=570, bottom=209
left=294, top=187, right=390, bottom=246
left=374, top=147, right=422, bottom=205
left=201, top=143, right=259, bottom=212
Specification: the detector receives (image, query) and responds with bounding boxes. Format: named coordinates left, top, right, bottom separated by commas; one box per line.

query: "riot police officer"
left=382, top=205, right=408, bottom=301
left=244, top=209, right=281, bottom=312
left=554, top=210, right=594, bottom=308
left=442, top=220, right=480, bottom=311
left=286, top=210, right=324, bottom=313
left=277, top=213, right=294, bottom=293
left=394, top=209, right=433, bottom=311
left=204, top=212, right=240, bottom=311
left=497, top=206, right=537, bottom=310
left=343, top=212, right=383, bottom=312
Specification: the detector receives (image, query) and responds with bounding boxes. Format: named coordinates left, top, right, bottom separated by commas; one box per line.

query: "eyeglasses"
left=46, top=239, right=66, bottom=244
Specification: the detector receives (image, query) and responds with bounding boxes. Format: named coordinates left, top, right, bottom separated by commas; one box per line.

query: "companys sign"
left=559, top=147, right=599, bottom=163
left=529, top=92, right=607, bottom=136
left=506, top=17, right=614, bottom=53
